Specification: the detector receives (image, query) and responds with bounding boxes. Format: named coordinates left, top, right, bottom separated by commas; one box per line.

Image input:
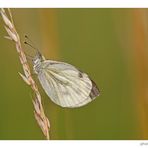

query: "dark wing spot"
left=78, top=72, right=83, bottom=78
left=89, top=79, right=100, bottom=99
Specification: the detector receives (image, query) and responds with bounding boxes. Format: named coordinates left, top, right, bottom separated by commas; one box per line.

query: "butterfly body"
left=33, top=52, right=100, bottom=108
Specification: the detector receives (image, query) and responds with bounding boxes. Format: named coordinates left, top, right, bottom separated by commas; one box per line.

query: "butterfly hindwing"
left=37, top=60, right=100, bottom=108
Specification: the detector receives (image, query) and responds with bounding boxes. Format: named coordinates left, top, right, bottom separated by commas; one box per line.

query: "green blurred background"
left=0, top=8, right=148, bottom=140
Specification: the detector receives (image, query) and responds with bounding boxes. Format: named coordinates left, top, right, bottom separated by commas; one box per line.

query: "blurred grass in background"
left=0, top=8, right=148, bottom=140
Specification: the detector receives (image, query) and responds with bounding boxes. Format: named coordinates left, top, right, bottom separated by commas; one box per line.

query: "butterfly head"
left=32, top=51, right=45, bottom=66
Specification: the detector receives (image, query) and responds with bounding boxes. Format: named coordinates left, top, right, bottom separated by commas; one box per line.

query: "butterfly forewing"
left=36, top=60, right=100, bottom=108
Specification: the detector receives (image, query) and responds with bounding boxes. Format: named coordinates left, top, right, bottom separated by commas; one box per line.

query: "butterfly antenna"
left=24, top=35, right=40, bottom=53
left=24, top=41, right=39, bottom=52
left=25, top=52, right=34, bottom=60
left=25, top=35, right=35, bottom=46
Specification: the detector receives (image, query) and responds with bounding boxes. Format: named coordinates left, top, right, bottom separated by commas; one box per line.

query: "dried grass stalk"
left=0, top=8, right=50, bottom=140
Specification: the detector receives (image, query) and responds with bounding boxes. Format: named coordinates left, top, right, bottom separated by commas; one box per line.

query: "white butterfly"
left=32, top=51, right=100, bottom=108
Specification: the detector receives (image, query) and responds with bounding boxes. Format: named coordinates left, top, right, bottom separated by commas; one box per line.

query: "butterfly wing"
left=37, top=60, right=100, bottom=108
